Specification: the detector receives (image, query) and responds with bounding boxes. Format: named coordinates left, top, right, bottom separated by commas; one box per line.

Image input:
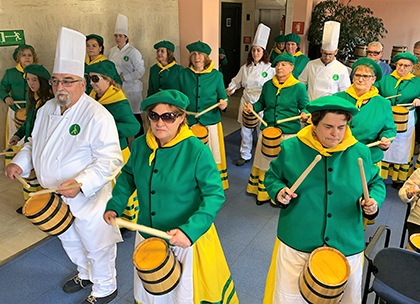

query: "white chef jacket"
left=227, top=62, right=275, bottom=123
left=108, top=43, right=145, bottom=114
left=12, top=93, right=124, bottom=249
left=299, top=58, right=350, bottom=101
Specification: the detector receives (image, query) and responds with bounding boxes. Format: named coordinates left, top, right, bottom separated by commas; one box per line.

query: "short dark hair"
left=311, top=110, right=353, bottom=126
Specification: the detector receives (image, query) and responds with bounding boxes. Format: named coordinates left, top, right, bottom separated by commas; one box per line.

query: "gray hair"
left=368, top=41, right=383, bottom=51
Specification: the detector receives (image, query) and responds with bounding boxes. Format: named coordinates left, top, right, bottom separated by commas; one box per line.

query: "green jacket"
left=253, top=79, right=309, bottom=134
left=292, top=54, right=310, bottom=79
left=106, top=135, right=225, bottom=244
left=0, top=67, right=27, bottom=111
left=14, top=99, right=41, bottom=142
left=147, top=63, right=183, bottom=97
left=176, top=68, right=228, bottom=126
left=374, top=74, right=420, bottom=106
left=265, top=137, right=385, bottom=256
left=335, top=92, right=397, bottom=163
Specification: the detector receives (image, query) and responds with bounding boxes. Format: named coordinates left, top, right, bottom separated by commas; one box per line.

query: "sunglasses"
left=366, top=51, right=381, bottom=56
left=89, top=75, right=103, bottom=83
left=148, top=111, right=181, bottom=123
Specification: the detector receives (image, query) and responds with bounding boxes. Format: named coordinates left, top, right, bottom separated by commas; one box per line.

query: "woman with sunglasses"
left=104, top=90, right=238, bottom=304
left=8, top=64, right=53, bottom=213
left=147, top=40, right=183, bottom=97
left=86, top=60, right=140, bottom=224
left=374, top=53, right=420, bottom=188
left=176, top=41, right=229, bottom=190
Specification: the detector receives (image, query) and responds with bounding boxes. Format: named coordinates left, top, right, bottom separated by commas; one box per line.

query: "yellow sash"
left=189, top=60, right=215, bottom=74
left=293, top=51, right=304, bottom=57
left=272, top=74, right=300, bottom=95
left=89, top=85, right=126, bottom=105
left=157, top=61, right=177, bottom=74
left=16, top=63, right=25, bottom=79
left=85, top=54, right=107, bottom=65
left=345, top=85, right=379, bottom=108
left=391, top=70, right=415, bottom=89
left=273, top=47, right=283, bottom=54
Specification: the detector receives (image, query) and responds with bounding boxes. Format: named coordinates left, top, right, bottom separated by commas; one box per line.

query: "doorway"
left=259, top=9, right=285, bottom=56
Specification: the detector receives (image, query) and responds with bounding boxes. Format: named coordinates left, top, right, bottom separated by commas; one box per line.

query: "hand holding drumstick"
left=358, top=158, right=378, bottom=215
left=217, top=98, right=228, bottom=111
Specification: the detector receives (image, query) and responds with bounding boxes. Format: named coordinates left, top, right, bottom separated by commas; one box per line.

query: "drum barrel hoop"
left=49, top=215, right=75, bottom=236
left=263, top=134, right=282, bottom=141
left=307, top=266, right=347, bottom=289
left=26, top=194, right=56, bottom=219
left=261, top=151, right=278, bottom=158
left=140, top=255, right=178, bottom=284
left=42, top=207, right=73, bottom=234
left=32, top=198, right=63, bottom=226
left=136, top=248, right=171, bottom=274
left=303, top=269, right=345, bottom=298
left=143, top=263, right=183, bottom=296
left=262, top=143, right=281, bottom=149
left=395, top=120, right=408, bottom=124
left=408, top=238, right=420, bottom=253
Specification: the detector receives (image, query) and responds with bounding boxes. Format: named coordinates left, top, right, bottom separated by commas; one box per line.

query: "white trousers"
left=273, top=241, right=363, bottom=304
left=240, top=124, right=260, bottom=160
left=59, top=223, right=118, bottom=297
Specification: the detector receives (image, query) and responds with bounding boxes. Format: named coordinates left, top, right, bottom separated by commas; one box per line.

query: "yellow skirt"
left=213, top=122, right=229, bottom=190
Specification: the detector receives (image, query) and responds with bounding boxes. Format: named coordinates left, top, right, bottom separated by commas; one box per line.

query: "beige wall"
left=0, top=0, right=180, bottom=156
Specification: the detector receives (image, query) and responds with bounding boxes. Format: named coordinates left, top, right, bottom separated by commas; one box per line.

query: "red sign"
left=292, top=22, right=304, bottom=35
left=243, top=36, right=251, bottom=44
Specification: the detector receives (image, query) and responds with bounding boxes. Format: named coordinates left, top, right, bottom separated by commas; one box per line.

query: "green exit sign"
left=0, top=30, right=25, bottom=46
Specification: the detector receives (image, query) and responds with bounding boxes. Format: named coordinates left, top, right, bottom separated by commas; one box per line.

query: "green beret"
left=86, top=34, right=104, bottom=44
left=393, top=52, right=419, bottom=65
left=271, top=52, right=295, bottom=67
left=85, top=60, right=122, bottom=85
left=285, top=33, right=301, bottom=44
left=186, top=41, right=212, bottom=55
left=352, top=57, right=382, bottom=81
left=23, top=64, right=51, bottom=80
left=274, top=35, right=286, bottom=43
left=141, top=89, right=190, bottom=111
left=154, top=40, right=175, bottom=52
left=306, top=96, right=359, bottom=116
left=13, top=44, right=35, bottom=61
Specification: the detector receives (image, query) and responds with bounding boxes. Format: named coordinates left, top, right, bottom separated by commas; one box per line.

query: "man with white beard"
left=5, top=27, right=123, bottom=304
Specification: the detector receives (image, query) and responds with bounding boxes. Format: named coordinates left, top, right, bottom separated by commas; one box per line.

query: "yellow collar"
left=345, top=85, right=379, bottom=108
left=146, top=124, right=194, bottom=165
left=297, top=125, right=358, bottom=157
left=273, top=47, right=283, bottom=54
left=89, top=85, right=126, bottom=105
left=293, top=51, right=304, bottom=57
left=391, top=70, right=415, bottom=89
left=16, top=63, right=25, bottom=79
left=85, top=54, right=107, bottom=65
left=272, top=74, right=300, bottom=95
left=157, top=61, right=177, bottom=73
left=189, top=61, right=215, bottom=74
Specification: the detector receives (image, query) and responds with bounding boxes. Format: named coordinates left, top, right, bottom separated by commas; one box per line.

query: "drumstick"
left=113, top=218, right=172, bottom=240
left=358, top=158, right=370, bottom=203
left=289, top=155, right=322, bottom=193
left=0, top=151, right=18, bottom=156
left=247, top=105, right=268, bottom=127
left=3, top=144, right=14, bottom=152
left=385, top=94, right=401, bottom=99
left=277, top=114, right=311, bottom=125
left=366, top=137, right=395, bottom=148
left=195, top=99, right=227, bottom=118
left=29, top=183, right=83, bottom=197
left=246, top=88, right=262, bottom=93
left=398, top=103, right=414, bottom=107
left=13, top=101, right=26, bottom=104
left=13, top=173, right=30, bottom=189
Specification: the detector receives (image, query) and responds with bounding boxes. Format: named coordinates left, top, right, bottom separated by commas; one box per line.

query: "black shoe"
left=16, top=206, right=23, bottom=214
left=256, top=199, right=270, bottom=206
left=82, top=289, right=118, bottom=304
left=235, top=158, right=250, bottom=166
left=63, top=275, right=93, bottom=293
left=270, top=202, right=280, bottom=208
left=391, top=181, right=404, bottom=190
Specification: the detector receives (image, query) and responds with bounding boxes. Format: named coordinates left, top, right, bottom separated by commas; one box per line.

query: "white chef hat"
left=252, top=23, right=271, bottom=50
left=322, top=21, right=340, bottom=51
left=115, top=14, right=128, bottom=36
left=53, top=27, right=86, bottom=78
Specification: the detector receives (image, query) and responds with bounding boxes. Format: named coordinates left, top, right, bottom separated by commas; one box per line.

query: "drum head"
left=133, top=237, right=169, bottom=271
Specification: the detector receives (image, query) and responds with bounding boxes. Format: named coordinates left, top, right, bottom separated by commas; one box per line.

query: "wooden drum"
left=299, top=247, right=350, bottom=304
left=133, top=237, right=182, bottom=295
left=392, top=106, right=409, bottom=133
left=355, top=45, right=367, bottom=59
left=22, top=193, right=74, bottom=236
left=190, top=124, right=208, bottom=145
left=407, top=233, right=420, bottom=253
left=14, top=108, right=26, bottom=129
left=242, top=110, right=259, bottom=128
left=262, top=127, right=282, bottom=157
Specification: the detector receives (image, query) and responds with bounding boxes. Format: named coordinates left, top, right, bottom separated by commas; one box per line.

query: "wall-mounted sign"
left=226, top=18, right=232, bottom=28
left=0, top=30, right=25, bottom=47
left=292, top=22, right=304, bottom=35
left=243, top=36, right=251, bottom=44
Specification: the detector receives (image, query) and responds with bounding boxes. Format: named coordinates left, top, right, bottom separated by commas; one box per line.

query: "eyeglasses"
left=89, top=75, right=104, bottom=83
left=353, top=74, right=375, bottom=80
left=366, top=51, right=381, bottom=56
left=148, top=111, right=181, bottom=123
left=321, top=51, right=335, bottom=57
left=396, top=63, right=413, bottom=69
left=49, top=78, right=81, bottom=87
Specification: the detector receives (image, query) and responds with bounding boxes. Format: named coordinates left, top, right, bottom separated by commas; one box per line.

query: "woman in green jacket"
left=244, top=52, right=309, bottom=206
left=147, top=40, right=183, bottom=96
left=263, top=96, right=385, bottom=304
left=334, top=57, right=397, bottom=164
left=284, top=33, right=309, bottom=78
left=374, top=53, right=420, bottom=187
left=104, top=90, right=238, bottom=304
left=270, top=34, right=285, bottom=63
left=86, top=60, right=140, bottom=224
left=0, top=44, right=38, bottom=164
left=176, top=41, right=229, bottom=190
